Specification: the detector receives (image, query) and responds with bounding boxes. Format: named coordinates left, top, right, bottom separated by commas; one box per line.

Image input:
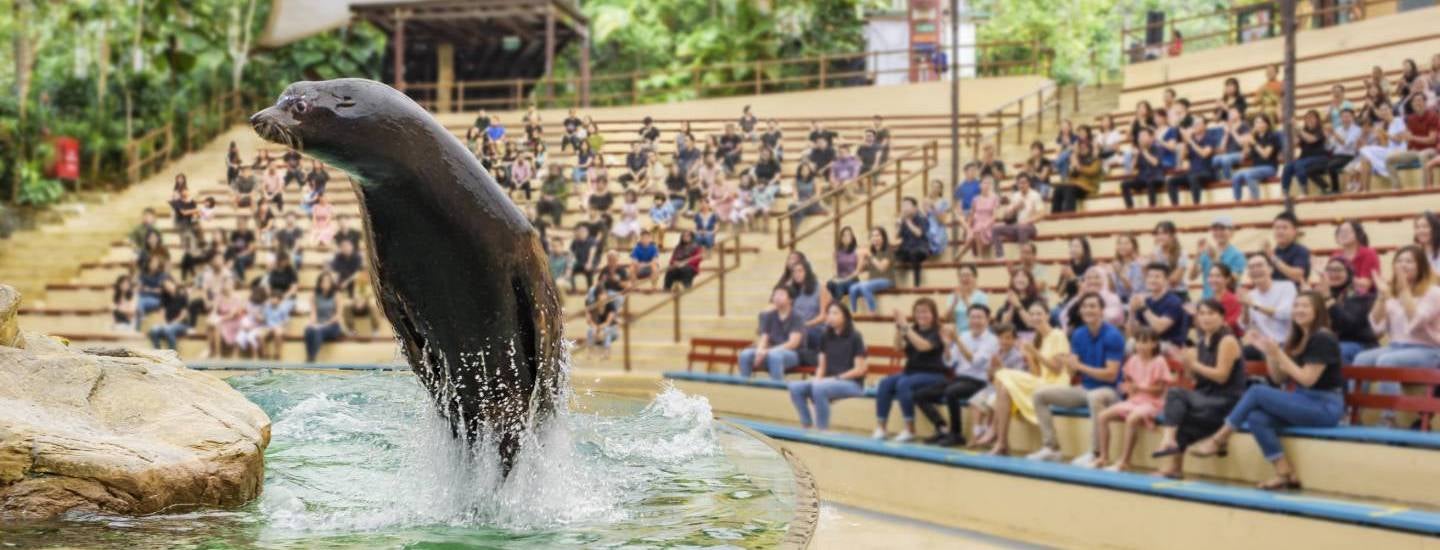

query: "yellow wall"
left=1120, top=6, right=1440, bottom=107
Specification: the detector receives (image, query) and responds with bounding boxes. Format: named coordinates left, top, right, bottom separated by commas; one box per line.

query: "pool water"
left=0, top=372, right=798, bottom=549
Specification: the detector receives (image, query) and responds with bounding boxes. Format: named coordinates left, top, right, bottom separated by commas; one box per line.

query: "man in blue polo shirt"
left=1026, top=294, right=1124, bottom=463
left=1129, top=262, right=1187, bottom=347
left=954, top=162, right=982, bottom=215
left=1192, top=216, right=1247, bottom=299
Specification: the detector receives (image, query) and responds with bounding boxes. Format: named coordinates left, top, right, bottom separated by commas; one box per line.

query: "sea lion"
left=249, top=78, right=564, bottom=469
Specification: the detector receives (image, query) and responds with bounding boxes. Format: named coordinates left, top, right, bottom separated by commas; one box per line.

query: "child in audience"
left=649, top=192, right=678, bottom=229
left=1090, top=327, right=1174, bottom=471
left=584, top=292, right=620, bottom=359
left=612, top=190, right=644, bottom=247
left=236, top=287, right=268, bottom=359
left=630, top=230, right=661, bottom=290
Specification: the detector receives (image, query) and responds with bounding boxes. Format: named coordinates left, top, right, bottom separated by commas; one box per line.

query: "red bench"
left=686, top=337, right=904, bottom=379
left=1343, top=366, right=1440, bottom=430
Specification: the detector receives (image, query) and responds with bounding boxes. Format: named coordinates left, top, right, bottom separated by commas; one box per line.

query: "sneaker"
left=935, top=434, right=965, bottom=447
left=892, top=430, right=915, bottom=443
left=1025, top=447, right=1064, bottom=462
left=871, top=428, right=887, bottom=440
left=922, top=433, right=948, bottom=445
left=1069, top=452, right=1097, bottom=467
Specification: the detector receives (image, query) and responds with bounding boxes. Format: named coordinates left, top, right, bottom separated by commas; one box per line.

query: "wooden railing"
left=771, top=142, right=940, bottom=252
left=124, top=89, right=250, bottom=185
left=124, top=123, right=173, bottom=185
left=406, top=41, right=1051, bottom=112
left=1120, top=0, right=1400, bottom=64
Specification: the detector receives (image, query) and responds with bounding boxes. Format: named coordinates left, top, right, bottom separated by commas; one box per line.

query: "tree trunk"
left=11, top=0, right=35, bottom=203
left=229, top=0, right=259, bottom=93
left=1281, top=0, right=1297, bottom=171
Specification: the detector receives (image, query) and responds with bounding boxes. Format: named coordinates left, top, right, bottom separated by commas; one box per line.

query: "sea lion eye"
left=293, top=99, right=310, bottom=114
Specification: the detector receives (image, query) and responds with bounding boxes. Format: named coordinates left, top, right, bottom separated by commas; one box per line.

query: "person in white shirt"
left=1240, top=253, right=1297, bottom=360
left=1321, top=108, right=1362, bottom=194
left=965, top=322, right=1027, bottom=444
left=1354, top=107, right=1408, bottom=191
left=915, top=305, right=998, bottom=446
left=992, top=173, right=1045, bottom=258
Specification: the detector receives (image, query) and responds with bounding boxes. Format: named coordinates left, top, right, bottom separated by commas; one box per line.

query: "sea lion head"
left=250, top=78, right=426, bottom=177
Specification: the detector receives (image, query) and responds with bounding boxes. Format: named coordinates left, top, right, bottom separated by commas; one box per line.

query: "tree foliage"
left=1, top=0, right=385, bottom=205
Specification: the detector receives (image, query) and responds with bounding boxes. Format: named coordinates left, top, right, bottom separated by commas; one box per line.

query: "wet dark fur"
left=250, top=79, right=563, bottom=469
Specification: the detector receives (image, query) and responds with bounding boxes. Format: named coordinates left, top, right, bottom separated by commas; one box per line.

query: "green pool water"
left=0, top=372, right=797, bottom=549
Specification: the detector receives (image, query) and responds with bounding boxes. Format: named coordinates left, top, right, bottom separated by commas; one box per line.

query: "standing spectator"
left=1355, top=245, right=1440, bottom=367
left=1027, top=293, right=1125, bottom=463
left=662, top=231, right=703, bottom=291
left=1089, top=327, right=1175, bottom=471
left=1323, top=259, right=1379, bottom=364
left=894, top=198, right=930, bottom=287
left=977, top=302, right=1071, bottom=454
left=872, top=298, right=949, bottom=442
left=914, top=305, right=997, bottom=446
left=848, top=228, right=895, bottom=313
left=1264, top=211, right=1312, bottom=286
left=1128, top=262, right=1188, bottom=348
left=738, top=286, right=806, bottom=380
left=991, top=174, right=1044, bottom=258
left=1167, top=119, right=1216, bottom=206
left=1232, top=113, right=1280, bottom=201
left=1152, top=299, right=1246, bottom=479
left=171, top=184, right=200, bottom=251
left=1280, top=110, right=1332, bottom=196
left=1241, top=253, right=1298, bottom=359
left=826, top=227, right=861, bottom=301
left=1332, top=219, right=1381, bottom=294
left=303, top=273, right=347, bottom=363
left=1191, top=292, right=1345, bottom=491
left=788, top=303, right=868, bottom=431
left=946, top=264, right=989, bottom=332
left=1121, top=128, right=1164, bottom=209
left=1191, top=216, right=1246, bottom=300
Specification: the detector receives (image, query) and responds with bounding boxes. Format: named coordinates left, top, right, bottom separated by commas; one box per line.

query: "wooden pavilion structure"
left=352, top=0, right=591, bottom=111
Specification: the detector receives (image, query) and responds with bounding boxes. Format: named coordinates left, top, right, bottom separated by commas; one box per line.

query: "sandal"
left=1188, top=440, right=1228, bottom=458
left=1258, top=476, right=1302, bottom=491
left=1150, top=445, right=1183, bottom=459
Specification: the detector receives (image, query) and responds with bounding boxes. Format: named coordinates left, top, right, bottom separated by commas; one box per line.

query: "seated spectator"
left=111, top=276, right=138, bottom=333
left=1206, top=264, right=1244, bottom=336
left=1023, top=141, right=1054, bottom=196
left=136, top=229, right=169, bottom=273
left=584, top=292, right=620, bottom=359
left=1028, top=293, right=1124, bottom=464
left=945, top=263, right=989, bottom=332
left=848, top=228, right=895, bottom=313
left=548, top=236, right=575, bottom=292
left=303, top=273, right=347, bottom=363
left=718, top=124, right=744, bottom=173
left=1209, top=107, right=1248, bottom=180
left=611, top=190, right=645, bottom=246
left=618, top=142, right=649, bottom=189
left=857, top=130, right=883, bottom=181
left=537, top=164, right=569, bottom=226
left=1128, top=262, right=1188, bottom=348
left=265, top=252, right=300, bottom=308
left=915, top=305, right=997, bottom=446
left=991, top=174, right=1044, bottom=258
left=561, top=108, right=584, bottom=152
left=1240, top=253, right=1297, bottom=358
left=1231, top=113, right=1280, bottom=201
left=1356, top=245, right=1440, bottom=368
left=629, top=230, right=661, bottom=290
left=1109, top=235, right=1145, bottom=304
left=1089, top=327, right=1174, bottom=471
left=662, top=231, right=704, bottom=292
left=146, top=280, right=191, bottom=350
left=662, top=162, right=688, bottom=212
left=1280, top=110, right=1331, bottom=196
left=1121, top=128, right=1164, bottom=209
left=693, top=201, right=719, bottom=249
left=791, top=163, right=824, bottom=221
left=956, top=175, right=999, bottom=260
left=977, top=302, right=1071, bottom=454
left=977, top=143, right=1006, bottom=180
left=962, top=323, right=1026, bottom=444
left=1384, top=94, right=1439, bottom=187
left=205, top=280, right=246, bottom=358
left=1322, top=108, right=1362, bottom=194
left=136, top=256, right=170, bottom=326
left=1190, top=291, right=1345, bottom=491
left=1332, top=219, right=1380, bottom=293
left=1059, top=267, right=1125, bottom=333
left=1150, top=221, right=1190, bottom=299
left=873, top=298, right=949, bottom=442
left=789, top=303, right=869, bottom=431
left=1263, top=211, right=1312, bottom=287
left=1354, top=105, right=1406, bottom=191
left=760, top=119, right=784, bottom=162
left=1055, top=237, right=1094, bottom=306
left=738, top=286, right=805, bottom=380
left=1056, top=141, right=1101, bottom=214
left=954, top=162, right=982, bottom=216
left=830, top=144, right=861, bottom=189
left=1166, top=118, right=1216, bottom=206
left=1323, top=259, right=1378, bottom=364
left=649, top=192, right=679, bottom=229
left=894, top=198, right=930, bottom=287
left=1417, top=211, right=1440, bottom=271
left=258, top=286, right=294, bottom=360
left=274, top=212, right=304, bottom=270
left=824, top=227, right=862, bottom=301
left=235, top=287, right=269, bottom=359
left=994, top=268, right=1043, bottom=340
left=1191, top=217, right=1246, bottom=300
left=783, top=258, right=830, bottom=345
left=1151, top=299, right=1245, bottom=479
left=568, top=225, right=600, bottom=292
left=226, top=216, right=258, bottom=280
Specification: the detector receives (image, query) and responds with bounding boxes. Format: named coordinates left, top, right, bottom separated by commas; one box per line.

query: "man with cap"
left=1190, top=215, right=1247, bottom=299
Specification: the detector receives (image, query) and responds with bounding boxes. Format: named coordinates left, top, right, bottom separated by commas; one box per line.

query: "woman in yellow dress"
left=972, top=301, right=1073, bottom=455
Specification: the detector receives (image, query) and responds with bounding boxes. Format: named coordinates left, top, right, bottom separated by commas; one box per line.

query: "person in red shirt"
left=1385, top=94, right=1439, bottom=185
left=1331, top=220, right=1380, bottom=294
